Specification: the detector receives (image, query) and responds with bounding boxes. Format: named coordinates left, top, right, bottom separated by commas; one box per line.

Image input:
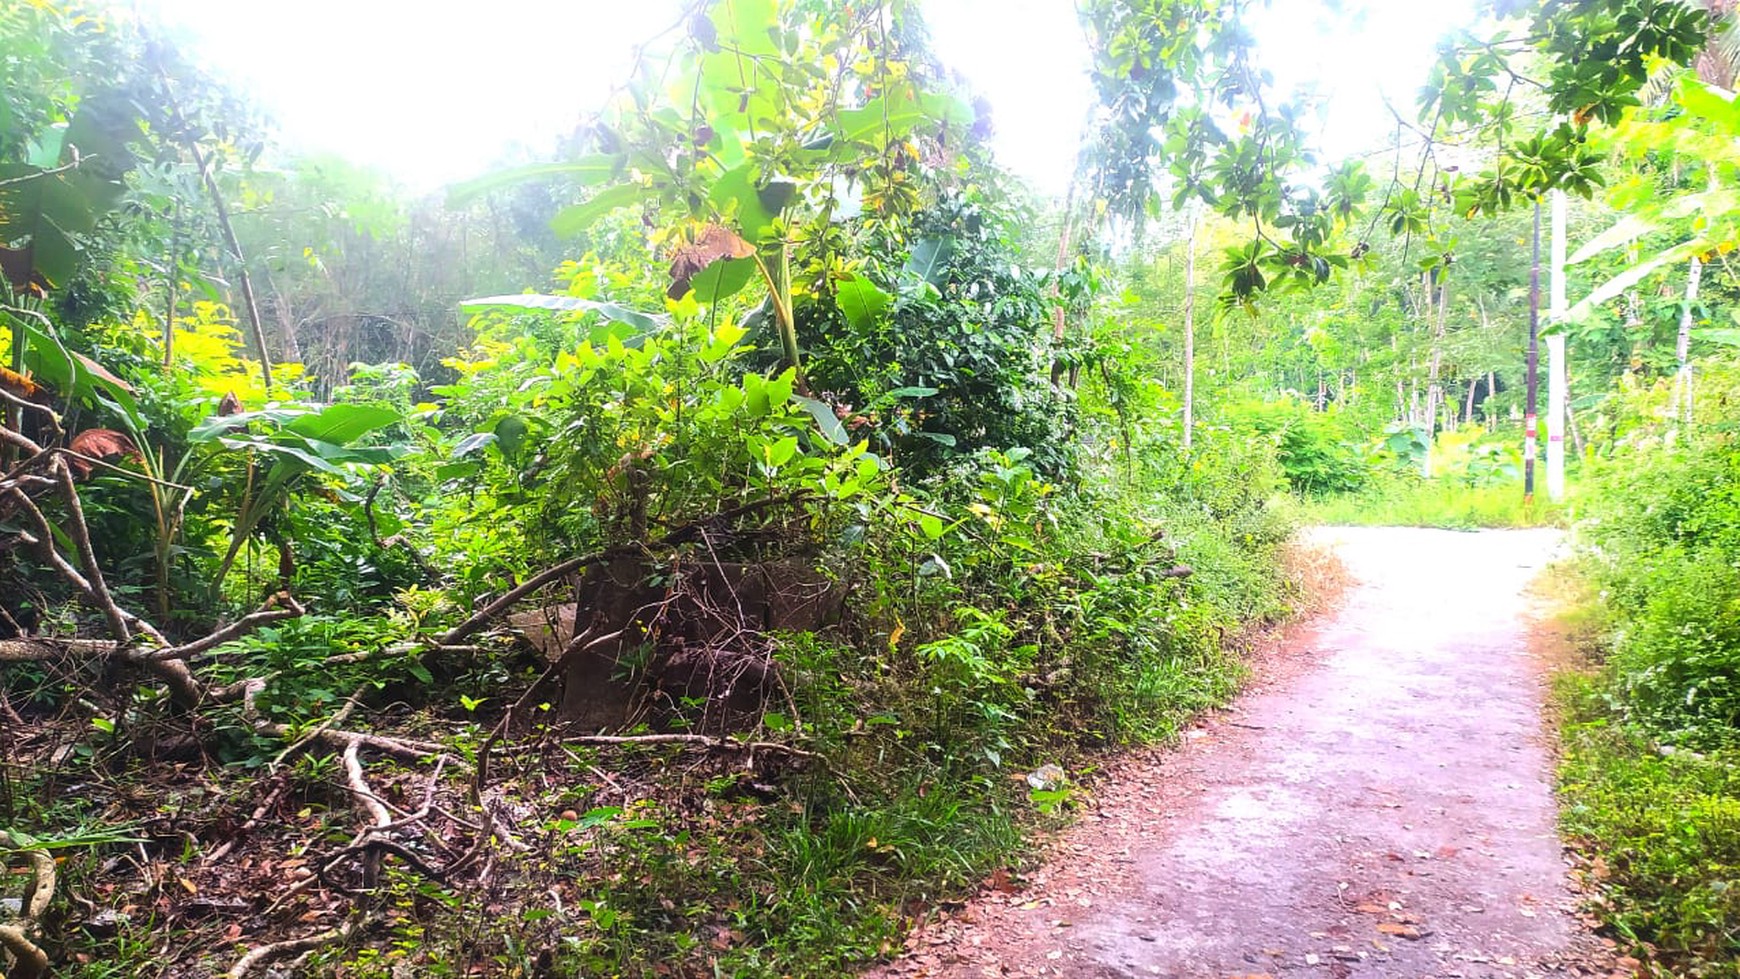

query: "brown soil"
left=869, top=527, right=1628, bottom=979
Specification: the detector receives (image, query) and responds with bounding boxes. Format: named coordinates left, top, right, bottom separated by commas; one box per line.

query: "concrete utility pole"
left=1525, top=200, right=1541, bottom=503
left=1547, top=190, right=1568, bottom=502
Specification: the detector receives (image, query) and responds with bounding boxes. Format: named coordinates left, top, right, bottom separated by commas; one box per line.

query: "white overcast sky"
left=140, top=0, right=1480, bottom=197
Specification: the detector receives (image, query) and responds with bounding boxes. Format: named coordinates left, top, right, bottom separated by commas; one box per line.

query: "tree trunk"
left=1422, top=274, right=1449, bottom=477
left=1673, top=255, right=1703, bottom=426
left=1181, top=206, right=1199, bottom=452
left=1047, top=188, right=1077, bottom=388
left=188, top=141, right=273, bottom=393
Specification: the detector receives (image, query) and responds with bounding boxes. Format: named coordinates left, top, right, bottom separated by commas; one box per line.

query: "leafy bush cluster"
left=1560, top=356, right=1740, bottom=974
left=1219, top=397, right=1367, bottom=495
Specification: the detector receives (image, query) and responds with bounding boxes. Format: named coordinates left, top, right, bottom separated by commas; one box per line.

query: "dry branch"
left=0, top=637, right=120, bottom=662
left=134, top=593, right=306, bottom=663
left=226, top=923, right=351, bottom=979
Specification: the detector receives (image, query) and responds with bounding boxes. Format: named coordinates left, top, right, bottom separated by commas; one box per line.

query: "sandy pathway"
left=871, top=527, right=1612, bottom=979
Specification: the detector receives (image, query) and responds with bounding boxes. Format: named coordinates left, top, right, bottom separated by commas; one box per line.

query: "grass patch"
left=1558, top=684, right=1740, bottom=975
left=1302, top=476, right=1568, bottom=529
left=1546, top=568, right=1740, bottom=977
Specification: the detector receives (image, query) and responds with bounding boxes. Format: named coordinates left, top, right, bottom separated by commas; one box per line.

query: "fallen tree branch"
left=135, top=592, right=306, bottom=663
left=341, top=741, right=393, bottom=888
left=226, top=922, right=352, bottom=979
left=51, top=458, right=133, bottom=644
left=0, top=636, right=121, bottom=662
left=269, top=684, right=366, bottom=772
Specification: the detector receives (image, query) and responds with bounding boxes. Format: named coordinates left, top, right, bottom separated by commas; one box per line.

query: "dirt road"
left=872, top=527, right=1610, bottom=979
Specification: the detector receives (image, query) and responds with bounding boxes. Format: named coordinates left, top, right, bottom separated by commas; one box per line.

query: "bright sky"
left=141, top=0, right=1481, bottom=198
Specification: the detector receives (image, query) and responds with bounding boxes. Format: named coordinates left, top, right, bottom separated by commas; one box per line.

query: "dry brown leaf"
left=67, top=428, right=142, bottom=478
left=667, top=223, right=756, bottom=300
left=1375, top=922, right=1421, bottom=939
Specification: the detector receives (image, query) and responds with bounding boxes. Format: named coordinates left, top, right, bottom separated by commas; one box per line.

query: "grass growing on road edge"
left=1543, top=567, right=1740, bottom=977
left=1303, top=476, right=1569, bottom=530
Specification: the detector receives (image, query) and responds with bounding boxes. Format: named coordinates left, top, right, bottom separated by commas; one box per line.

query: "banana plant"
left=186, top=402, right=409, bottom=590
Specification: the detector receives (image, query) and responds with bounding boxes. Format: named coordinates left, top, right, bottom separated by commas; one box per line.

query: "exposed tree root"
left=225, top=922, right=352, bottom=979
left=1, top=831, right=55, bottom=979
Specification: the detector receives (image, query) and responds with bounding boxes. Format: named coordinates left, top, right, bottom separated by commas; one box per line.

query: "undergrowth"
left=1547, top=368, right=1740, bottom=976
left=1558, top=677, right=1740, bottom=977
left=1302, top=475, right=1569, bottom=530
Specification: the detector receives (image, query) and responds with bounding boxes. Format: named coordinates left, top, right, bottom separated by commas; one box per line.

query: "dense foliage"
left=1558, top=359, right=1740, bottom=974
left=4, top=0, right=1739, bottom=975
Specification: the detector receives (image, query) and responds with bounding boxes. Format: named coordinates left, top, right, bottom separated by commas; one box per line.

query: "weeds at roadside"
left=1302, top=476, right=1569, bottom=530
left=1542, top=563, right=1740, bottom=977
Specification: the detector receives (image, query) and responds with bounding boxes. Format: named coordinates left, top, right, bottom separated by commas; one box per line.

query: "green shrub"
left=1582, top=436, right=1740, bottom=747
left=1219, top=398, right=1368, bottom=494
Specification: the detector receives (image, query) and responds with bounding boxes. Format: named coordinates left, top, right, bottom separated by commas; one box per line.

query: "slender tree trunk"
left=1422, top=275, right=1449, bottom=477
left=187, top=142, right=273, bottom=392
left=1525, top=200, right=1542, bottom=501
left=164, top=204, right=180, bottom=367
left=1673, top=256, right=1703, bottom=426
left=1464, top=378, right=1477, bottom=426
left=1486, top=370, right=1497, bottom=431
left=1181, top=206, right=1199, bottom=452
left=1047, top=188, right=1077, bottom=388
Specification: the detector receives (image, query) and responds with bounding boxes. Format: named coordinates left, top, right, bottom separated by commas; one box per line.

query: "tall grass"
left=1302, top=476, right=1569, bottom=529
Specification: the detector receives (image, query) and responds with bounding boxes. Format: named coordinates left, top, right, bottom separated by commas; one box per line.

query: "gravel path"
left=870, top=527, right=1619, bottom=979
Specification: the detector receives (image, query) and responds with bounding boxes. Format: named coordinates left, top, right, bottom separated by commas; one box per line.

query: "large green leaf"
left=10, top=319, right=142, bottom=431
left=0, top=92, right=140, bottom=292
left=902, top=236, right=956, bottom=288
left=700, top=0, right=780, bottom=58
left=460, top=294, right=664, bottom=333
left=283, top=403, right=402, bottom=445
left=1567, top=238, right=1705, bottom=321
left=709, top=164, right=792, bottom=241
left=188, top=405, right=312, bottom=443
left=445, top=155, right=624, bottom=207
left=550, top=183, right=652, bottom=237
left=1679, top=77, right=1740, bottom=130
left=831, top=87, right=973, bottom=147
left=217, top=437, right=352, bottom=479
left=689, top=256, right=758, bottom=305
left=835, top=272, right=891, bottom=329
left=1568, top=215, right=1656, bottom=265
left=791, top=394, right=849, bottom=446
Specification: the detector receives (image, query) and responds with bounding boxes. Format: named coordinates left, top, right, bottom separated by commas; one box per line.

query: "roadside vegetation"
left=2, top=0, right=1736, bottom=976
left=1553, top=358, right=1740, bottom=976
